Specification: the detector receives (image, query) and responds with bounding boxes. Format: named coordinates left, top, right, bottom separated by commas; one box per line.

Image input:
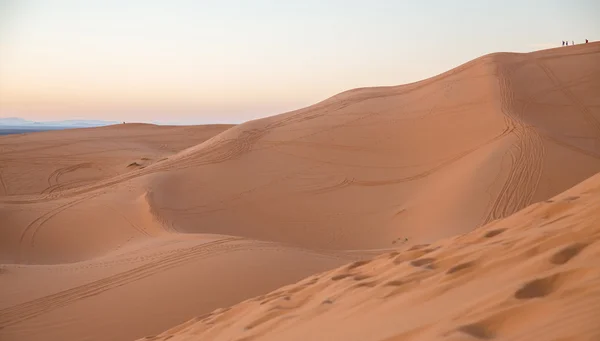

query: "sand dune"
left=0, top=234, right=360, bottom=341
left=0, top=124, right=366, bottom=340
left=149, top=42, right=600, bottom=248
left=0, top=43, right=599, bottom=341
left=0, top=123, right=233, bottom=196
left=145, top=169, right=600, bottom=341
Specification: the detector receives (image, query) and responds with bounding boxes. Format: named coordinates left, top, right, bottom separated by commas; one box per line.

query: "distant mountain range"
left=0, top=117, right=119, bottom=128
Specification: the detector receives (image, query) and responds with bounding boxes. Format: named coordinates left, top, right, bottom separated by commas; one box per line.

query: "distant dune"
left=0, top=127, right=70, bottom=136
left=1, top=42, right=599, bottom=341
left=0, top=117, right=119, bottom=127
left=0, top=124, right=233, bottom=196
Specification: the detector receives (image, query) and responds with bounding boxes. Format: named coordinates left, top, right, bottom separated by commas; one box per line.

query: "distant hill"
left=0, top=117, right=119, bottom=128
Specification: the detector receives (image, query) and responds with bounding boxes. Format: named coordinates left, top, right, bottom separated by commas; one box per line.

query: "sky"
left=0, top=0, right=598, bottom=125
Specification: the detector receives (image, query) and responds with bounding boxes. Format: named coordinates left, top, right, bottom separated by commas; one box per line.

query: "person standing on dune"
left=562, top=41, right=565, bottom=46
left=586, top=39, right=589, bottom=43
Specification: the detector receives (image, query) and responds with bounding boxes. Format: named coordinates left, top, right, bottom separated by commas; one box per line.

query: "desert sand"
left=142, top=169, right=600, bottom=341
left=1, top=42, right=599, bottom=341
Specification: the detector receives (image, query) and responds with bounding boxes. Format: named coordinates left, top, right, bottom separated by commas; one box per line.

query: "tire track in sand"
left=0, top=128, right=267, bottom=205
left=0, top=237, right=247, bottom=328
left=19, top=192, right=103, bottom=247
left=536, top=59, right=600, bottom=135
left=42, top=163, right=95, bottom=195
left=482, top=64, right=545, bottom=225
left=0, top=167, right=7, bottom=196
left=285, top=120, right=514, bottom=193
left=100, top=203, right=152, bottom=237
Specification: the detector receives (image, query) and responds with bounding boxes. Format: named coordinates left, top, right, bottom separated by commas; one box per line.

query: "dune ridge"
left=0, top=42, right=599, bottom=341
left=147, top=42, right=600, bottom=249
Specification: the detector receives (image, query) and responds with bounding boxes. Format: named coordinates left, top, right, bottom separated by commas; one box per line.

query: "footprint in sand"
left=410, top=257, right=437, bottom=269
left=446, top=260, right=477, bottom=275
left=484, top=228, right=507, bottom=238
left=514, top=273, right=562, bottom=299
left=549, top=243, right=588, bottom=265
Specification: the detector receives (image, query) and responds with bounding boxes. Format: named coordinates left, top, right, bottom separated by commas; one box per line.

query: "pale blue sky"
left=0, top=0, right=598, bottom=124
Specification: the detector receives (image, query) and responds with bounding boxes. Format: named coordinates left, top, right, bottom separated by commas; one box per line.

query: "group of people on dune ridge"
left=563, top=39, right=589, bottom=46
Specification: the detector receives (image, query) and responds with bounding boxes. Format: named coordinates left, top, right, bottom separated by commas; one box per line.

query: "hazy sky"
left=0, top=0, right=598, bottom=124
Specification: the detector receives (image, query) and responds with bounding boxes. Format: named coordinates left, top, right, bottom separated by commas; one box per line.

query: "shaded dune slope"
left=144, top=167, right=600, bottom=341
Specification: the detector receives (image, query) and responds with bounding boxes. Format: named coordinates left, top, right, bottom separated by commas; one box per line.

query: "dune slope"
left=0, top=123, right=233, bottom=196
left=148, top=42, right=600, bottom=249
left=144, top=168, right=600, bottom=341
left=0, top=234, right=361, bottom=341
left=0, top=124, right=369, bottom=341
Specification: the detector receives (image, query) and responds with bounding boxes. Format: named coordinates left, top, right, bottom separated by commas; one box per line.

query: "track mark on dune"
left=294, top=122, right=514, bottom=194
left=1, top=128, right=266, bottom=204
left=19, top=192, right=103, bottom=247
left=42, top=163, right=97, bottom=195
left=482, top=64, right=545, bottom=225
left=536, top=60, right=600, bottom=135
left=0, top=237, right=249, bottom=328
left=101, top=204, right=151, bottom=237
left=165, top=128, right=268, bottom=170
left=2, top=237, right=351, bottom=330
left=542, top=134, right=600, bottom=160
left=0, top=167, right=7, bottom=196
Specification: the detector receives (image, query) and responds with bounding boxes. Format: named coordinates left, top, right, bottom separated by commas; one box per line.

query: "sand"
left=143, top=170, right=600, bottom=341
left=1, top=42, right=599, bottom=341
